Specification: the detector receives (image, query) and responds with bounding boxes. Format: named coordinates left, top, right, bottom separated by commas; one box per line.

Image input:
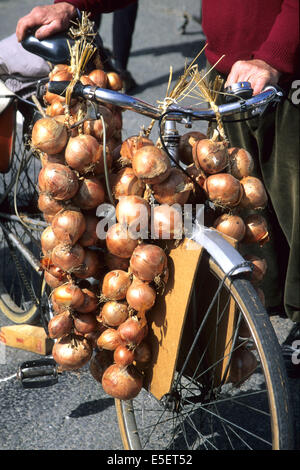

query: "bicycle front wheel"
left=116, top=254, right=294, bottom=450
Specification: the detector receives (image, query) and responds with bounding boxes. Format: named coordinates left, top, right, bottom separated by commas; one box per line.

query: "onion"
left=41, top=225, right=60, bottom=255
left=104, top=252, right=130, bottom=271
left=51, top=209, right=86, bottom=245
left=114, top=345, right=135, bottom=367
left=53, top=109, right=78, bottom=137
left=52, top=243, right=85, bottom=273
left=100, top=301, right=129, bottom=327
left=204, top=173, right=243, bottom=207
left=47, top=263, right=67, bottom=281
left=38, top=163, right=79, bottom=201
left=80, top=74, right=95, bottom=86
left=117, top=316, right=148, bottom=347
left=185, top=164, right=207, bottom=203
left=83, top=118, right=109, bottom=142
left=83, top=105, right=114, bottom=141
left=91, top=145, right=113, bottom=176
left=102, top=364, right=143, bottom=399
left=186, top=164, right=206, bottom=189
left=120, top=135, right=154, bottom=165
left=242, top=214, right=269, bottom=245
left=115, top=195, right=150, bottom=233
left=228, top=147, right=254, bottom=179
left=213, top=213, right=246, bottom=242
left=52, top=334, right=93, bottom=370
left=45, top=69, right=73, bottom=104
left=106, top=223, right=138, bottom=259
left=132, top=145, right=171, bottom=184
left=32, top=117, right=68, bottom=155
left=51, top=297, right=69, bottom=315
left=52, top=282, right=85, bottom=309
left=193, top=139, right=228, bottom=174
left=110, top=167, right=145, bottom=199
left=244, top=254, right=268, bottom=284
left=65, top=134, right=104, bottom=174
left=126, top=278, right=156, bottom=313
left=130, top=243, right=167, bottom=282
left=40, top=151, right=66, bottom=167
left=152, top=204, right=183, bottom=240
left=44, top=270, right=67, bottom=289
left=38, top=192, right=65, bottom=215
left=239, top=176, right=268, bottom=210
left=134, top=341, right=152, bottom=366
left=152, top=167, right=192, bottom=205
left=47, top=311, right=73, bottom=339
left=101, top=270, right=131, bottom=301
left=112, top=108, right=123, bottom=133
left=49, top=64, right=71, bottom=79
left=72, top=176, right=105, bottom=210
left=44, top=213, right=55, bottom=224
left=78, top=214, right=99, bottom=247
left=76, top=288, right=99, bottom=313
left=75, top=248, right=103, bottom=280
left=107, top=72, right=123, bottom=91
left=73, top=312, right=98, bottom=335
left=84, top=329, right=102, bottom=349
left=89, top=350, right=113, bottom=382
left=88, top=69, right=108, bottom=88
left=179, top=131, right=206, bottom=165
left=97, top=328, right=123, bottom=350
left=46, top=100, right=65, bottom=117
left=43, top=90, right=65, bottom=107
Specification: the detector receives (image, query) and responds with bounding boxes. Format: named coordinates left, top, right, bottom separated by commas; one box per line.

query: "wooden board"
left=144, top=238, right=204, bottom=399
left=144, top=233, right=238, bottom=400
left=0, top=324, right=53, bottom=355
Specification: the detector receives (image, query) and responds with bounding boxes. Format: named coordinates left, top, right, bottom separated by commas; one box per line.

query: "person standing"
left=95, top=2, right=139, bottom=92
left=201, top=0, right=300, bottom=377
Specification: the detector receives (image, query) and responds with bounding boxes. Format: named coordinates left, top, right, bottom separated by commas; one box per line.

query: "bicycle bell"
left=224, top=81, right=253, bottom=101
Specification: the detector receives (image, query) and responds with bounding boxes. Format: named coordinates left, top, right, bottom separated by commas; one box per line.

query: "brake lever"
left=249, top=85, right=284, bottom=117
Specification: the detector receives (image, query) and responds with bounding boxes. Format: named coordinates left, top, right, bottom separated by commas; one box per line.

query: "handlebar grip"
left=48, top=80, right=84, bottom=98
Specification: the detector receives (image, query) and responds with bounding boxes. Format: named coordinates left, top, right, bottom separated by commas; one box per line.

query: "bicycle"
left=0, top=75, right=51, bottom=326
left=0, top=32, right=294, bottom=450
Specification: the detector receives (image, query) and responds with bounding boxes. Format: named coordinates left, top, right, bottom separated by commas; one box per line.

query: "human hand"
left=16, top=2, right=77, bottom=42
left=225, top=59, right=281, bottom=95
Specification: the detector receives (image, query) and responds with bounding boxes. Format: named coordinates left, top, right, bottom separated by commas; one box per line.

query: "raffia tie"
left=210, top=100, right=228, bottom=142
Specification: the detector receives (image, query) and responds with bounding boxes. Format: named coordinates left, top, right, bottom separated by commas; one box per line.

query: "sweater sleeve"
left=54, top=0, right=137, bottom=14
left=253, top=0, right=299, bottom=76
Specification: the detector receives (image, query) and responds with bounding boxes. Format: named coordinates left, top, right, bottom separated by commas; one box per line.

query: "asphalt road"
left=0, top=0, right=299, bottom=452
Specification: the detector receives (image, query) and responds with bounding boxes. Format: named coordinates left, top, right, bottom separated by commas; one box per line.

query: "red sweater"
left=202, top=0, right=299, bottom=79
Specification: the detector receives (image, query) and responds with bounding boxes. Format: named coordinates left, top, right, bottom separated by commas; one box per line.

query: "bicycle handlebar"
left=47, top=80, right=283, bottom=122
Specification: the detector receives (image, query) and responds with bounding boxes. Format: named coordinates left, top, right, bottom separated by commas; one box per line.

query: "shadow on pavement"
left=68, top=397, right=114, bottom=418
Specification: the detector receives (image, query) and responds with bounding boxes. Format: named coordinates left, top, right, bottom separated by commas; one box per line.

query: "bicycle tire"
left=0, top=108, right=46, bottom=324
left=116, top=254, right=294, bottom=450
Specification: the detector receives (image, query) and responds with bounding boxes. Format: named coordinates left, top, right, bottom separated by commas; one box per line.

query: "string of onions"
left=33, top=33, right=274, bottom=404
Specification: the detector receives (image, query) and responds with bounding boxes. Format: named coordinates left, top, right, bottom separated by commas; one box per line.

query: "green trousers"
left=208, top=68, right=300, bottom=322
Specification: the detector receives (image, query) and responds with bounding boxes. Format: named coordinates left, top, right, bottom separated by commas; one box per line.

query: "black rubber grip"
left=48, top=80, right=84, bottom=97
